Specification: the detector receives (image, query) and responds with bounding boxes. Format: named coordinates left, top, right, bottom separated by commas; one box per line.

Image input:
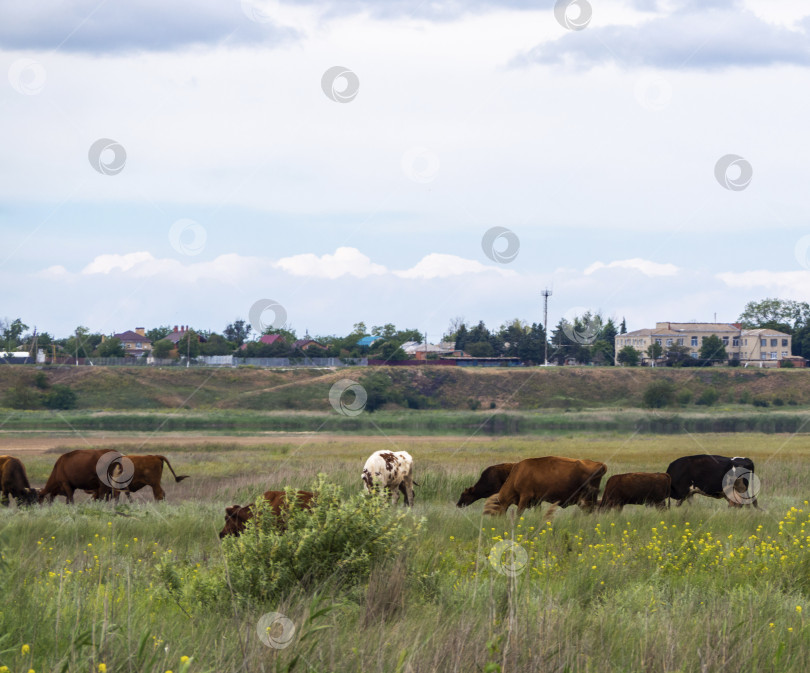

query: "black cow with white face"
left=666, top=455, right=758, bottom=508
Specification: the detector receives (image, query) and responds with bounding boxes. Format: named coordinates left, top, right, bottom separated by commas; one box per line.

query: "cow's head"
left=456, top=487, right=476, bottom=508
left=18, top=488, right=39, bottom=507
left=219, top=504, right=254, bottom=539
left=577, top=483, right=602, bottom=511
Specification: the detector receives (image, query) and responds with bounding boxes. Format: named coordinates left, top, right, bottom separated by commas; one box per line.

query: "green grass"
left=2, top=433, right=810, bottom=671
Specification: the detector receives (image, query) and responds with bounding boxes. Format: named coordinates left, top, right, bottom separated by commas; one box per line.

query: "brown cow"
left=0, top=455, right=38, bottom=506
left=483, top=456, right=607, bottom=518
left=599, top=472, right=671, bottom=511
left=98, top=454, right=189, bottom=502
left=456, top=462, right=515, bottom=507
left=219, top=490, right=315, bottom=538
left=38, top=449, right=117, bottom=504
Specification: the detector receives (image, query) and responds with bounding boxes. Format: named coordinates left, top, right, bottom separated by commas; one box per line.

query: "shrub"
left=695, top=388, right=719, bottom=407
left=642, top=380, right=675, bottom=408
left=676, top=390, right=693, bottom=406
left=773, top=397, right=785, bottom=407
left=360, top=371, right=398, bottom=412
left=42, top=384, right=77, bottom=410
left=753, top=397, right=770, bottom=408
left=781, top=360, right=795, bottom=369
left=33, top=371, right=50, bottom=390
left=467, top=398, right=481, bottom=410
left=738, top=390, right=752, bottom=404
left=221, top=478, right=423, bottom=604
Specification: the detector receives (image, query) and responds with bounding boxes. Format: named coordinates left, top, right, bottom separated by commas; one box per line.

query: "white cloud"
left=81, top=252, right=156, bottom=274
left=394, top=253, right=516, bottom=279
left=274, top=247, right=387, bottom=279
left=584, top=258, right=680, bottom=277
left=716, top=269, right=810, bottom=294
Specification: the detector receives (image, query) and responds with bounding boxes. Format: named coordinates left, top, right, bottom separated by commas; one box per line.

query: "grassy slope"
left=3, top=434, right=810, bottom=672
left=1, top=364, right=809, bottom=412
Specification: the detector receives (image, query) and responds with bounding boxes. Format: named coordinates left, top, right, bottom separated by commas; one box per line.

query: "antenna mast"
left=541, top=288, right=552, bottom=365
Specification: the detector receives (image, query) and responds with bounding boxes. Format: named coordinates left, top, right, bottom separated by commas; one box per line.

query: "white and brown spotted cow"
left=361, top=450, right=415, bottom=507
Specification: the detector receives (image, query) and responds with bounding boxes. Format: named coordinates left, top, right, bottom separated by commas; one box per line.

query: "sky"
left=1, top=0, right=810, bottom=342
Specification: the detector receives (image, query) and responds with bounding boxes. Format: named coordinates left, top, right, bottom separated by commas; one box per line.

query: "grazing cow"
left=361, top=450, right=415, bottom=507
left=98, top=454, right=189, bottom=502
left=219, top=490, right=315, bottom=538
left=0, top=455, right=38, bottom=506
left=666, top=455, right=758, bottom=508
left=483, top=456, right=607, bottom=518
left=599, top=472, right=671, bottom=511
left=456, top=462, right=515, bottom=507
left=38, top=449, right=117, bottom=504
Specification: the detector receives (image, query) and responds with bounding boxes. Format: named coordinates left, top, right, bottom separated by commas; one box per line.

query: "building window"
left=771, top=338, right=778, bottom=347
left=782, top=351, right=788, bottom=358
left=733, top=337, right=739, bottom=347
left=655, top=338, right=662, bottom=345
left=666, top=339, right=673, bottom=346
left=782, top=338, right=788, bottom=347
left=690, top=352, right=699, bottom=359
left=770, top=352, right=777, bottom=360
left=691, top=337, right=698, bottom=347
left=761, top=353, right=767, bottom=360
left=677, top=338, right=684, bottom=346
left=761, top=339, right=767, bottom=347
left=136, top=342, right=142, bottom=349
left=126, top=343, right=132, bottom=348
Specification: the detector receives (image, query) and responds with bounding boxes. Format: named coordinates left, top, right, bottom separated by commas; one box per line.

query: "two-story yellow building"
left=615, top=322, right=793, bottom=367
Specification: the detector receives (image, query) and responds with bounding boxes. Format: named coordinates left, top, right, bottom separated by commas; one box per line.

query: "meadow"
left=2, top=432, right=810, bottom=672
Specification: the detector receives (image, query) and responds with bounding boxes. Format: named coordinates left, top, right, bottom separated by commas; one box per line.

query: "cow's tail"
left=159, top=456, right=189, bottom=483
left=483, top=494, right=504, bottom=516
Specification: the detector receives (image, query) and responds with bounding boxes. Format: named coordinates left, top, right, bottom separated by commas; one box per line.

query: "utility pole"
left=542, top=288, right=552, bottom=365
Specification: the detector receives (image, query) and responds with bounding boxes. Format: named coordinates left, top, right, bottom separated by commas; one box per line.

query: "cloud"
left=716, top=270, right=810, bottom=295
left=584, top=258, right=679, bottom=277
left=522, top=2, right=810, bottom=70
left=394, top=253, right=516, bottom=279
left=82, top=252, right=156, bottom=274
left=274, top=247, right=387, bottom=279
left=0, top=0, right=297, bottom=53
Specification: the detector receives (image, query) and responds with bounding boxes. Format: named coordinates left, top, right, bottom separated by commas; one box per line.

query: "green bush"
left=753, top=397, right=770, bottom=408
left=221, top=478, right=423, bottom=604
left=42, top=384, right=77, bottom=410
left=695, top=388, right=719, bottom=406
left=642, top=381, right=675, bottom=408
left=676, top=390, right=693, bottom=406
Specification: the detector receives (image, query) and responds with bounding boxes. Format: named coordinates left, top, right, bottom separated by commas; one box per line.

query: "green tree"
left=454, top=324, right=469, bottom=351
left=643, top=380, right=676, bottom=408
left=738, top=298, right=810, bottom=333
left=96, top=337, right=125, bottom=358
left=646, top=342, right=663, bottom=364
left=2, top=318, right=29, bottom=350
left=146, top=325, right=173, bottom=343
left=515, top=323, right=547, bottom=365
left=699, top=335, right=727, bottom=362
left=620, top=318, right=627, bottom=334
left=152, top=339, right=176, bottom=359
left=664, top=343, right=692, bottom=367
left=176, top=331, right=201, bottom=359
left=200, top=333, right=236, bottom=355
left=42, top=385, right=77, bottom=410
left=223, top=320, right=251, bottom=347
left=467, top=341, right=494, bottom=357
left=617, top=345, right=640, bottom=366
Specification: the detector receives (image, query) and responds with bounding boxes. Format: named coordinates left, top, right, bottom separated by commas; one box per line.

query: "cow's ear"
left=225, top=506, right=239, bottom=516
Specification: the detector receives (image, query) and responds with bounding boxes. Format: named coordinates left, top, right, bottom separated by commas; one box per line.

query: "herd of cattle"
left=0, top=448, right=759, bottom=538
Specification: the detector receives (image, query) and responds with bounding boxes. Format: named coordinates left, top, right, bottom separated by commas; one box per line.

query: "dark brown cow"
left=219, top=490, right=315, bottom=538
left=0, top=455, right=38, bottom=506
left=483, top=456, right=607, bottom=518
left=98, top=454, right=189, bottom=501
left=599, top=472, right=671, bottom=511
left=456, top=462, right=515, bottom=507
left=38, top=449, right=117, bottom=504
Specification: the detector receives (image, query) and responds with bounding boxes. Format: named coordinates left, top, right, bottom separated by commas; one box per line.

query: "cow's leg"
left=390, top=485, right=400, bottom=507
left=152, top=484, right=165, bottom=501
left=400, top=478, right=414, bottom=507
left=542, top=503, right=558, bottom=522
left=0, top=490, right=9, bottom=507
left=64, top=485, right=75, bottom=504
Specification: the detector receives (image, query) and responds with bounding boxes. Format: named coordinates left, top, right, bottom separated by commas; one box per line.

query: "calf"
left=361, top=450, right=415, bottom=507
left=456, top=462, right=515, bottom=507
left=99, top=454, right=189, bottom=501
left=599, top=472, right=670, bottom=511
left=219, top=490, right=314, bottom=538
left=0, top=455, right=38, bottom=507
left=667, top=455, right=758, bottom=508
